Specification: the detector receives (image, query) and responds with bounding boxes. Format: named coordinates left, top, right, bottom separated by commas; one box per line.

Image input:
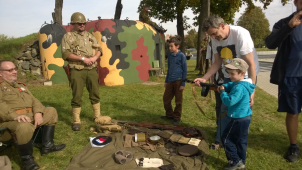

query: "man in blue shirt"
left=266, top=0, right=302, bottom=163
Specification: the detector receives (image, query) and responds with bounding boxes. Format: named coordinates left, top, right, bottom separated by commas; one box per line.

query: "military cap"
left=70, top=12, right=86, bottom=24
left=225, top=58, right=249, bottom=73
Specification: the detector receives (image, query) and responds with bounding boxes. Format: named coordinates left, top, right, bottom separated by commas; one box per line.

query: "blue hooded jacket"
left=220, top=79, right=256, bottom=118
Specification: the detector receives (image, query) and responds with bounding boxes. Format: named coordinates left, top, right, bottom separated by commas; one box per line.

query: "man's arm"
left=265, top=12, right=300, bottom=49
left=242, top=52, right=256, bottom=84
left=202, top=53, right=222, bottom=80
left=194, top=53, right=222, bottom=86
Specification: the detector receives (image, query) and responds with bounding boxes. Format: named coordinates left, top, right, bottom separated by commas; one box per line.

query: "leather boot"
left=40, top=125, right=66, bottom=156
left=92, top=102, right=101, bottom=120
left=17, top=140, right=40, bottom=170
left=72, top=107, right=81, bottom=131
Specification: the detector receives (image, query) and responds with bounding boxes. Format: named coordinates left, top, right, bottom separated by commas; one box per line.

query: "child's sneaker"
left=224, top=160, right=246, bottom=170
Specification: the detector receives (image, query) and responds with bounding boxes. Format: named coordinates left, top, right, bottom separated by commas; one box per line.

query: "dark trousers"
left=163, top=80, right=183, bottom=120
left=215, top=91, right=222, bottom=125
left=70, top=68, right=100, bottom=108
left=221, top=115, right=251, bottom=165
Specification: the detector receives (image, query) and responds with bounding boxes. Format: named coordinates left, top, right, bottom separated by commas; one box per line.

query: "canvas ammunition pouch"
left=96, top=116, right=122, bottom=133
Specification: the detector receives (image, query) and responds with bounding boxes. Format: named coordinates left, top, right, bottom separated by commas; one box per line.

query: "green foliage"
left=0, top=34, right=13, bottom=42
left=0, top=33, right=38, bottom=60
left=185, top=29, right=198, bottom=48
left=237, top=6, right=271, bottom=48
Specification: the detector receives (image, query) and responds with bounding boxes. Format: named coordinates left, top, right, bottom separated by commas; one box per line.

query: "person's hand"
left=194, top=78, right=206, bottom=87
left=250, top=92, right=255, bottom=106
left=89, top=56, right=98, bottom=63
left=217, top=86, right=224, bottom=93
left=179, top=86, right=185, bottom=91
left=83, top=57, right=93, bottom=66
left=164, top=83, right=167, bottom=88
left=34, top=113, right=43, bottom=129
left=14, top=115, right=31, bottom=123
left=289, top=11, right=302, bottom=28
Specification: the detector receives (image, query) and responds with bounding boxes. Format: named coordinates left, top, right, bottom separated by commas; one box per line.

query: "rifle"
left=183, top=79, right=218, bottom=97
left=118, top=122, right=185, bottom=132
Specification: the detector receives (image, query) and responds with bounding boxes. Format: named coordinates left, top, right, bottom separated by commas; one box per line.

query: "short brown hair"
left=227, top=68, right=243, bottom=74
left=168, top=35, right=182, bottom=46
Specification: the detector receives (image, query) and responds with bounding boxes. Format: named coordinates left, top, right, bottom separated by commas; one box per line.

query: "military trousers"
left=0, top=107, right=58, bottom=145
left=70, top=68, right=100, bottom=108
left=163, top=80, right=183, bottom=120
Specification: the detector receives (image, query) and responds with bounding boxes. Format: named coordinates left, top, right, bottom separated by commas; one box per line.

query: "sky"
left=0, top=0, right=295, bottom=38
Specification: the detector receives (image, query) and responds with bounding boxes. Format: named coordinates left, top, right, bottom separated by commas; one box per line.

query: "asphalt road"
left=190, top=53, right=275, bottom=60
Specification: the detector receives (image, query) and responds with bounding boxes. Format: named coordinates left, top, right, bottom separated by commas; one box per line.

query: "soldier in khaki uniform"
left=139, top=5, right=166, bottom=33
left=61, top=12, right=102, bottom=131
left=198, top=33, right=210, bottom=75
left=0, top=60, right=65, bottom=170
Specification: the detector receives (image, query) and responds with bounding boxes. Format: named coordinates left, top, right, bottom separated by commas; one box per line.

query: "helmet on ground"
left=70, top=12, right=86, bottom=24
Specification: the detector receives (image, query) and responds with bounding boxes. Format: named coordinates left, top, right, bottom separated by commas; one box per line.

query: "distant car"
left=185, top=49, right=193, bottom=60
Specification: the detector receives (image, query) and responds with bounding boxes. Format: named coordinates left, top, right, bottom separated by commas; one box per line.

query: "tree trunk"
left=52, top=0, right=63, bottom=25
left=195, top=0, right=210, bottom=71
left=114, top=0, right=123, bottom=20
left=176, top=0, right=185, bottom=53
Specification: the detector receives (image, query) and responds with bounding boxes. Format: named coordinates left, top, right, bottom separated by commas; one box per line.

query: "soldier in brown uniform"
left=0, top=60, right=65, bottom=170
left=139, top=5, right=166, bottom=33
left=61, top=12, right=102, bottom=131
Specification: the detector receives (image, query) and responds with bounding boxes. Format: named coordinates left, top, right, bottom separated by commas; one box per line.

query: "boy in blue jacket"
left=161, top=36, right=187, bottom=125
left=218, top=58, right=256, bottom=170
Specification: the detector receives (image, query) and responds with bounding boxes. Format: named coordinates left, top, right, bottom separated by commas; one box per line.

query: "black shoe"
left=284, top=146, right=300, bottom=162
left=161, top=116, right=173, bottom=120
left=17, top=141, right=40, bottom=170
left=172, top=119, right=181, bottom=125
left=41, top=126, right=66, bottom=156
left=21, top=155, right=40, bottom=170
left=72, top=123, right=81, bottom=131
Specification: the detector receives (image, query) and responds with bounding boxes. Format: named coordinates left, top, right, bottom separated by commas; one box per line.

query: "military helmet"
left=70, top=12, right=86, bottom=24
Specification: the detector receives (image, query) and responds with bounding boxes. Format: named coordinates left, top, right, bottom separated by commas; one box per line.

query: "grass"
left=1, top=61, right=301, bottom=170
left=0, top=33, right=38, bottom=60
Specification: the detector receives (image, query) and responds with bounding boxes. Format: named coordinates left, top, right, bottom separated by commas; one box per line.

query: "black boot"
left=17, top=141, right=40, bottom=170
left=40, top=125, right=66, bottom=156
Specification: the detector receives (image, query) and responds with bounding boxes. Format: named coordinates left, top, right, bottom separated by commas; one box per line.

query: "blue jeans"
left=215, top=78, right=231, bottom=143
left=221, top=115, right=251, bottom=165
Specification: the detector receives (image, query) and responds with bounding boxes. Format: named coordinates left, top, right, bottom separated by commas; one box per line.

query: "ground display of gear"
left=65, top=122, right=210, bottom=170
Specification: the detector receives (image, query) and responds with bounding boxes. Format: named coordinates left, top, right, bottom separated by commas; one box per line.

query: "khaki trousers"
left=0, top=107, right=58, bottom=145
left=163, top=80, right=183, bottom=120
left=70, top=68, right=100, bottom=108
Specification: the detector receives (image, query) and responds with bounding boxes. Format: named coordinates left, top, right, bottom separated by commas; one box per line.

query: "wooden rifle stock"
left=120, top=122, right=185, bottom=131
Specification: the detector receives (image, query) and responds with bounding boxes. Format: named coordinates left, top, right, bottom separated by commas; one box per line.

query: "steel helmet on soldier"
left=70, top=12, right=86, bottom=24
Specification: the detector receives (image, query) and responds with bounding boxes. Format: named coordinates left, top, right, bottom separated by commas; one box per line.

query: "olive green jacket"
left=0, top=79, right=44, bottom=122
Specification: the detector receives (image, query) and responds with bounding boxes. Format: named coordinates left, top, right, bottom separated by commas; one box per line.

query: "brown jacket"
left=0, top=78, right=44, bottom=122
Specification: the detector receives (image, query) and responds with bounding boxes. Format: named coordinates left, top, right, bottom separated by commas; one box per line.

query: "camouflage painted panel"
left=39, top=19, right=165, bottom=86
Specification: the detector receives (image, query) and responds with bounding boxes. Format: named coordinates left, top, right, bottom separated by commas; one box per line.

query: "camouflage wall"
left=38, top=19, right=165, bottom=86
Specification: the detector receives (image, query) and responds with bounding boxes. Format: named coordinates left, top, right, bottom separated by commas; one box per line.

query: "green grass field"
left=1, top=60, right=301, bottom=170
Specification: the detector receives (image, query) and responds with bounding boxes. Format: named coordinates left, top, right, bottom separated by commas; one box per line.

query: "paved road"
left=190, top=53, right=275, bottom=60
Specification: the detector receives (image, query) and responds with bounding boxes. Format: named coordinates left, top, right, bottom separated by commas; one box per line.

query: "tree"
left=189, top=0, right=290, bottom=72
left=138, top=0, right=190, bottom=53
left=52, top=0, right=63, bottom=25
left=184, top=29, right=197, bottom=48
left=237, top=6, right=270, bottom=48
